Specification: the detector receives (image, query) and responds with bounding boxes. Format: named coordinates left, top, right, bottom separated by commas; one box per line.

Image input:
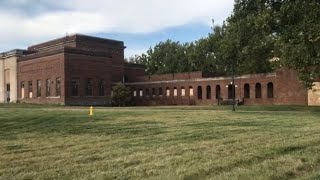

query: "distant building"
left=0, top=34, right=319, bottom=106
left=0, top=49, right=25, bottom=103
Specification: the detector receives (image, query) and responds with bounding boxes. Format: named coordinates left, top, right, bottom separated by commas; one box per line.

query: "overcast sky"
left=0, top=0, right=234, bottom=57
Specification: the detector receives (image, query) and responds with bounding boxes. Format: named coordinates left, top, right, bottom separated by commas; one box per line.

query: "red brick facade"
left=126, top=69, right=308, bottom=106
left=13, top=34, right=312, bottom=106
left=17, top=34, right=140, bottom=105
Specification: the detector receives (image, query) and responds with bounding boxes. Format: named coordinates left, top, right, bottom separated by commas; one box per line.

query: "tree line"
left=126, top=0, right=320, bottom=88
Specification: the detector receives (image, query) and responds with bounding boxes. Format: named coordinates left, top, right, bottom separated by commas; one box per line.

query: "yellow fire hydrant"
left=89, top=106, right=94, bottom=116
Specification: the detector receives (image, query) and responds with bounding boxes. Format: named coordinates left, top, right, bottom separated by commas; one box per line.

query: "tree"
left=226, top=0, right=320, bottom=88
left=111, top=83, right=131, bottom=107
left=129, top=0, right=320, bottom=88
left=224, top=0, right=277, bottom=75
left=278, top=0, right=320, bottom=88
left=128, top=40, right=190, bottom=75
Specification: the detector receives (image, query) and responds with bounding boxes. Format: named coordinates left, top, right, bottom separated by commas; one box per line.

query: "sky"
left=0, top=0, right=234, bottom=58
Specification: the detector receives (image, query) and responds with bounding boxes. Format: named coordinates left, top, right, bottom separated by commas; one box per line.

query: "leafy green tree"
left=226, top=0, right=320, bottom=88
left=129, top=0, right=320, bottom=88
left=278, top=0, right=320, bottom=88
left=129, top=40, right=190, bottom=75
left=224, top=0, right=277, bottom=75
left=111, top=83, right=131, bottom=107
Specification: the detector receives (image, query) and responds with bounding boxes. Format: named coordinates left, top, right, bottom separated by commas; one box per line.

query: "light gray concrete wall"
left=0, top=55, right=18, bottom=103
left=6, top=56, right=18, bottom=102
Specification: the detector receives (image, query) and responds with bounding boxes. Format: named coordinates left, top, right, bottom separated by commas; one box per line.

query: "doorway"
left=228, top=84, right=235, bottom=99
left=6, top=84, right=10, bottom=102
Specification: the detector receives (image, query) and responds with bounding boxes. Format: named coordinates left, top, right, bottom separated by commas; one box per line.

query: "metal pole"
left=232, top=58, right=236, bottom=111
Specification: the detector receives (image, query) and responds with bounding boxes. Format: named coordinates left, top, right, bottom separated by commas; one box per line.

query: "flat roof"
left=0, top=49, right=26, bottom=58
left=28, top=34, right=125, bottom=51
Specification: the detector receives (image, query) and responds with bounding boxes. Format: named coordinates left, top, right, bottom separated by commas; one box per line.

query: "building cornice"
left=125, top=73, right=277, bottom=85
left=0, top=49, right=26, bottom=58
left=18, top=47, right=112, bottom=62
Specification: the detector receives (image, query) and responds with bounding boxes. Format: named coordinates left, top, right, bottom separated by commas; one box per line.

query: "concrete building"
left=0, top=49, right=25, bottom=103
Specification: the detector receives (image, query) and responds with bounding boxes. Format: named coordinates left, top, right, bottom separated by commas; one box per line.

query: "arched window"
left=139, top=89, right=143, bottom=97
left=228, top=84, right=235, bottom=99
left=166, top=87, right=170, bottom=97
left=173, top=87, right=178, bottom=96
left=189, top=86, right=194, bottom=97
left=146, top=88, right=150, bottom=97
left=123, top=75, right=128, bottom=83
left=152, top=88, right=156, bottom=97
left=255, top=83, right=262, bottom=98
left=133, top=88, right=137, bottom=97
left=197, top=86, right=202, bottom=100
left=244, top=84, right=250, bottom=99
left=267, top=82, right=274, bottom=98
left=215, top=85, right=221, bottom=99
left=206, top=85, right=211, bottom=99
left=181, top=87, right=186, bottom=96
left=159, top=87, right=163, bottom=96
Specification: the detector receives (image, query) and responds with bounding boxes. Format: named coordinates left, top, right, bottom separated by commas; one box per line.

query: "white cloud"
left=0, top=0, right=234, bottom=51
left=125, top=47, right=150, bottom=58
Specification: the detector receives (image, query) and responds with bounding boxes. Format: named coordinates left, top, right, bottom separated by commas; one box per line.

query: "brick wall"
left=64, top=52, right=112, bottom=106
left=127, top=69, right=308, bottom=106
left=275, top=69, right=308, bottom=105
left=124, top=63, right=145, bottom=82
left=17, top=34, right=127, bottom=106
left=18, top=53, right=65, bottom=104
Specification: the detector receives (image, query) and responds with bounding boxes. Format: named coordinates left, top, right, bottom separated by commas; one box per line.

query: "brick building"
left=0, top=34, right=319, bottom=106
left=126, top=69, right=317, bottom=106
left=16, top=34, right=144, bottom=105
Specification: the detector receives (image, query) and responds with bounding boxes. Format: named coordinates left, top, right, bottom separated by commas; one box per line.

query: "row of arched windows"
left=132, top=82, right=274, bottom=100
left=244, top=82, right=274, bottom=99
left=133, top=87, right=194, bottom=97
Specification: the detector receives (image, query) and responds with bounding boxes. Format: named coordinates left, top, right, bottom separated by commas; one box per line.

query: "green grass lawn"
left=1, top=104, right=320, bottom=179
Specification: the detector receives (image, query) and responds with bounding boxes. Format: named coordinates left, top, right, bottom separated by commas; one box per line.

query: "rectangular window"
left=21, top=82, right=25, bottom=99
left=181, top=88, right=186, bottom=96
left=6, top=84, right=10, bottom=102
left=133, top=91, right=137, bottom=97
left=159, top=88, right=163, bottom=96
left=28, top=81, right=33, bottom=98
left=99, top=79, right=105, bottom=96
left=56, top=78, right=61, bottom=96
left=190, top=88, right=194, bottom=97
left=174, top=88, right=178, bottom=96
left=46, top=79, right=51, bottom=97
left=71, top=78, right=80, bottom=96
left=86, top=78, right=93, bottom=96
left=166, top=89, right=170, bottom=96
left=37, top=80, right=41, bottom=97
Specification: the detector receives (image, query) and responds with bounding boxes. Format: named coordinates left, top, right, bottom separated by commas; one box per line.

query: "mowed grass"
left=1, top=105, right=320, bottom=179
